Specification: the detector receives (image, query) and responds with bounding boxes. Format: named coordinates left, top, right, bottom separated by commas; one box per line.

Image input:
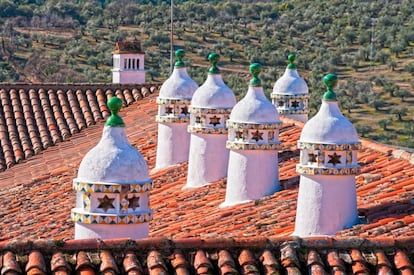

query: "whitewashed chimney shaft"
left=222, top=63, right=282, bottom=207
left=271, top=54, right=309, bottom=122
left=185, top=53, right=236, bottom=188
left=72, top=97, right=153, bottom=240
left=112, top=40, right=146, bottom=84
left=294, top=74, right=361, bottom=237
left=155, top=50, right=199, bottom=170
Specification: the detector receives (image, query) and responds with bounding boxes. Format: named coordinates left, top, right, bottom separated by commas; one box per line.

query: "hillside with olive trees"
left=0, top=0, right=413, bottom=148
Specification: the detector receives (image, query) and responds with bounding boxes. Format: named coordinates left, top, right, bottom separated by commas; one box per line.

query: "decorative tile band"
left=227, top=120, right=282, bottom=130
left=296, top=164, right=360, bottom=176
left=155, top=116, right=190, bottom=123
left=226, top=141, right=281, bottom=151
left=73, top=180, right=153, bottom=193
left=271, top=94, right=309, bottom=100
left=188, top=125, right=228, bottom=135
left=277, top=109, right=309, bottom=115
left=156, top=97, right=191, bottom=105
left=71, top=209, right=153, bottom=224
left=189, top=106, right=233, bottom=115
left=298, top=141, right=362, bottom=151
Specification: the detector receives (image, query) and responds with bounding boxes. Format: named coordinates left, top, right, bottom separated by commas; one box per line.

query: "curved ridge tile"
left=2, top=251, right=22, bottom=274
left=327, top=251, right=346, bottom=275
left=100, top=250, right=119, bottom=275
left=39, top=89, right=60, bottom=145
left=123, top=89, right=134, bottom=105
left=194, top=250, right=214, bottom=275
left=76, top=89, right=94, bottom=127
left=375, top=251, right=393, bottom=275
left=26, top=250, right=47, bottom=275
left=10, top=89, right=28, bottom=162
left=307, top=250, right=326, bottom=275
left=350, top=249, right=370, bottom=275
left=51, top=90, right=70, bottom=140
left=238, top=250, right=259, bottom=275
left=115, top=89, right=126, bottom=106
left=123, top=251, right=143, bottom=275
left=57, top=89, right=77, bottom=135
left=218, top=250, right=238, bottom=275
left=96, top=89, right=109, bottom=119
left=85, top=89, right=102, bottom=122
left=16, top=89, right=35, bottom=159
left=29, top=88, right=51, bottom=150
left=51, top=252, right=72, bottom=275
left=170, top=250, right=190, bottom=275
left=394, top=250, right=414, bottom=274
left=147, top=251, right=168, bottom=275
left=260, top=250, right=281, bottom=275
left=0, top=89, right=16, bottom=167
left=76, top=251, right=96, bottom=275
left=18, top=89, right=36, bottom=158
left=280, top=244, right=301, bottom=275
left=67, top=89, right=86, bottom=131
left=131, top=88, right=142, bottom=101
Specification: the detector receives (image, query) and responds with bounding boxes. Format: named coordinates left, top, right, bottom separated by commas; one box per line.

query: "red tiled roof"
left=0, top=83, right=159, bottom=171
left=0, top=86, right=413, bottom=260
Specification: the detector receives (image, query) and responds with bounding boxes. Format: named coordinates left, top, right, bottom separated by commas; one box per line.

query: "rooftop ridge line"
left=1, top=236, right=413, bottom=253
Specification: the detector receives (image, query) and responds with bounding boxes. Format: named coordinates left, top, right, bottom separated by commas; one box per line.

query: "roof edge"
left=1, top=236, right=413, bottom=253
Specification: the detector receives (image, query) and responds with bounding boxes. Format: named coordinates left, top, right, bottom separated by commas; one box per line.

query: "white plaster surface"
left=230, top=86, right=280, bottom=123
left=77, top=126, right=150, bottom=183
left=155, top=123, right=190, bottom=169
left=222, top=149, right=280, bottom=207
left=286, top=114, right=308, bottom=122
left=272, top=67, right=308, bottom=95
left=191, top=74, right=236, bottom=108
left=293, top=175, right=358, bottom=237
left=159, top=67, right=198, bottom=99
left=112, top=70, right=146, bottom=84
left=185, top=133, right=229, bottom=188
left=300, top=100, right=358, bottom=144
left=75, top=223, right=149, bottom=240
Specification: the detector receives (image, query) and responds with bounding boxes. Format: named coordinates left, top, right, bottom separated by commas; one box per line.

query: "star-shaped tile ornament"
left=181, top=106, right=189, bottom=115
left=165, top=106, right=173, bottom=114
left=328, top=152, right=342, bottom=166
left=195, top=116, right=201, bottom=124
left=235, top=131, right=243, bottom=140
left=97, top=195, right=115, bottom=212
left=308, top=153, right=317, bottom=163
left=278, top=100, right=284, bottom=107
left=291, top=100, right=300, bottom=108
left=128, top=196, right=140, bottom=211
left=251, top=130, right=263, bottom=142
left=209, top=115, right=221, bottom=126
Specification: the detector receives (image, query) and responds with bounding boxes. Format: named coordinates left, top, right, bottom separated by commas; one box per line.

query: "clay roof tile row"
left=0, top=83, right=160, bottom=171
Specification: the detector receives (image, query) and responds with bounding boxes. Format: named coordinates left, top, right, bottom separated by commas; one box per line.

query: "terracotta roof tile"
left=0, top=83, right=160, bottom=171
left=123, top=251, right=143, bottom=275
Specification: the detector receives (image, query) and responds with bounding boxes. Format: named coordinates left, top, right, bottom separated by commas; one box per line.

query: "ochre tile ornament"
left=294, top=73, right=361, bottom=237
left=223, top=63, right=282, bottom=206
left=71, top=97, right=153, bottom=239
left=155, top=49, right=199, bottom=169
left=185, top=53, right=236, bottom=188
left=271, top=54, right=310, bottom=122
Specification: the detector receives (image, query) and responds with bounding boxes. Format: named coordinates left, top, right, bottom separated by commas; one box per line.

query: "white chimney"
left=72, top=97, right=152, bottom=239
left=222, top=63, right=282, bottom=207
left=294, top=74, right=361, bottom=237
left=112, top=41, right=146, bottom=84
left=185, top=53, right=236, bottom=188
left=155, top=50, right=199, bottom=170
left=271, top=54, right=309, bottom=122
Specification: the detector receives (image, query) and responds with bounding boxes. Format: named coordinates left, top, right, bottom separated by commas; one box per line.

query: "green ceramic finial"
left=175, top=49, right=185, bottom=67
left=323, top=73, right=338, bottom=101
left=249, top=63, right=262, bottom=86
left=106, top=97, right=125, bottom=127
left=208, top=53, right=220, bottom=74
left=288, top=54, right=296, bottom=69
